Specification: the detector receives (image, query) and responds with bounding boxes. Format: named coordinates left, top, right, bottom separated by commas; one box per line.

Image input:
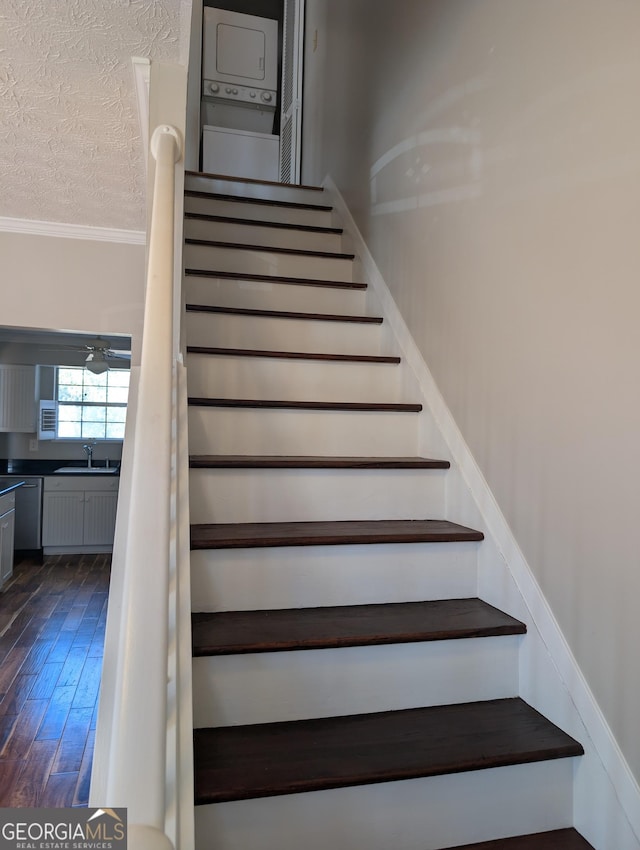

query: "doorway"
left=186, top=0, right=305, bottom=183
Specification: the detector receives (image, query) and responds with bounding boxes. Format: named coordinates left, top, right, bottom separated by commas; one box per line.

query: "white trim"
left=0, top=216, right=145, bottom=244
left=132, top=57, right=151, bottom=175
left=324, top=174, right=640, bottom=850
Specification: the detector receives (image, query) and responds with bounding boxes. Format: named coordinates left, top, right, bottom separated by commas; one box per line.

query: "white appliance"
left=202, top=125, right=279, bottom=182
left=202, top=7, right=278, bottom=135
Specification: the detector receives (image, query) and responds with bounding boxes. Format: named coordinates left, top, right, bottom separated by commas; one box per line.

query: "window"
left=56, top=367, right=130, bottom=440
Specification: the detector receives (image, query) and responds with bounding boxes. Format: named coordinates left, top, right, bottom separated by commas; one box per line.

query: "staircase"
left=182, top=171, right=594, bottom=850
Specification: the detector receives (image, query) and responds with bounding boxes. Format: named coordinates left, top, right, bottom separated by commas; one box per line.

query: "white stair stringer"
left=192, top=634, right=521, bottom=727
left=194, top=759, right=576, bottom=850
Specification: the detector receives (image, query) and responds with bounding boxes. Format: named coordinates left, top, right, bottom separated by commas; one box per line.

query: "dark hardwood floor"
left=0, top=553, right=109, bottom=807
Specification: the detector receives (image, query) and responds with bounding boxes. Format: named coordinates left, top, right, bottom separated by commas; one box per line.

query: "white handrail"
left=95, top=124, right=183, bottom=848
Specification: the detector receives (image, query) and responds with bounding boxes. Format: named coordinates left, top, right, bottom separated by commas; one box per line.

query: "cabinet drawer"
left=44, top=476, right=119, bottom=492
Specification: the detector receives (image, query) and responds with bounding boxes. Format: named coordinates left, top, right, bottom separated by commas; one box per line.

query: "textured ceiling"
left=0, top=0, right=191, bottom=233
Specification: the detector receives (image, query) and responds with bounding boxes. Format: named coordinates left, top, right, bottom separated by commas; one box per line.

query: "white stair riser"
left=185, top=195, right=334, bottom=228
left=189, top=468, right=446, bottom=523
left=190, top=542, right=478, bottom=612
left=185, top=312, right=385, bottom=355
left=185, top=275, right=367, bottom=314
left=195, top=760, right=575, bottom=850
left=187, top=407, right=420, bottom=455
left=192, top=636, right=520, bottom=727
left=185, top=174, right=328, bottom=207
left=184, top=243, right=354, bottom=282
left=184, top=217, right=343, bottom=253
left=186, top=354, right=406, bottom=403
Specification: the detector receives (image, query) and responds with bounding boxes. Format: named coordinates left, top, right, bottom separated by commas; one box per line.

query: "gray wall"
left=304, top=0, right=640, bottom=782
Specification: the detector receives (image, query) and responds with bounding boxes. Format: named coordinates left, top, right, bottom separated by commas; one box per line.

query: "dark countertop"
left=0, top=459, right=120, bottom=476
left=0, top=481, right=24, bottom=498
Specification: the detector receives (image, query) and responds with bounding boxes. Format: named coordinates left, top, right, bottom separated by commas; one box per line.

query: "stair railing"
left=90, top=123, right=193, bottom=849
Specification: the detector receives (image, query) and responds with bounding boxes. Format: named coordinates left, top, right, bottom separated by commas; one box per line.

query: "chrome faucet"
left=82, top=443, right=95, bottom=468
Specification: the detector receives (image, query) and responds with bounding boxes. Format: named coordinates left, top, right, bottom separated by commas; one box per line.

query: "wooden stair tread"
left=193, top=697, right=584, bottom=804
left=190, top=519, right=484, bottom=550
left=186, top=169, right=324, bottom=192
left=187, top=398, right=422, bottom=412
left=188, top=455, right=448, bottom=469
left=191, top=598, right=526, bottom=656
left=185, top=212, right=343, bottom=234
left=186, top=346, right=400, bottom=363
left=185, top=188, right=332, bottom=212
left=184, top=268, right=366, bottom=289
left=447, top=829, right=595, bottom=849
left=185, top=237, right=355, bottom=261
left=186, top=303, right=383, bottom=324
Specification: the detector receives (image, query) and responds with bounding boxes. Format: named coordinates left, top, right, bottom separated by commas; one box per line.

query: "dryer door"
left=217, top=23, right=266, bottom=82
left=203, top=8, right=279, bottom=92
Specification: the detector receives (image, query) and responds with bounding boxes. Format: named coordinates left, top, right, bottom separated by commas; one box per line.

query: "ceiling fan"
left=84, top=341, right=131, bottom=374
left=42, top=337, right=131, bottom=374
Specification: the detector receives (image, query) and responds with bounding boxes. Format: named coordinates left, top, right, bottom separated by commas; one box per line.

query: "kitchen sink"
left=55, top=467, right=119, bottom=474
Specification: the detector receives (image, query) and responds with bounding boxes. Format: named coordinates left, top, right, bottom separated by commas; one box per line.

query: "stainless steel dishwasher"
left=0, top=476, right=43, bottom=558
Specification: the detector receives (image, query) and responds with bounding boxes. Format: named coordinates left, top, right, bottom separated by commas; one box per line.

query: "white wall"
left=1, top=232, right=145, bottom=361
left=305, top=0, right=640, bottom=785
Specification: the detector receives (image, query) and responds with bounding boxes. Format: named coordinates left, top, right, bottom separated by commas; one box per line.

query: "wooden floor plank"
left=185, top=267, right=367, bottom=290
left=186, top=302, right=383, bottom=324
left=189, top=455, right=449, bottom=470
left=188, top=398, right=423, bottom=413
left=185, top=210, right=342, bottom=235
left=1, top=698, right=48, bottom=759
left=185, top=169, right=324, bottom=192
left=184, top=188, right=332, bottom=212
left=186, top=346, right=398, bottom=363
left=448, top=828, right=595, bottom=849
left=0, top=554, right=110, bottom=808
left=193, top=697, right=584, bottom=804
left=185, top=236, right=355, bottom=261
left=192, top=598, right=526, bottom=656
left=40, top=771, right=78, bottom=807
left=7, top=739, right=59, bottom=807
left=190, top=519, right=484, bottom=551
left=0, top=673, right=36, bottom=717
left=51, top=706, right=93, bottom=775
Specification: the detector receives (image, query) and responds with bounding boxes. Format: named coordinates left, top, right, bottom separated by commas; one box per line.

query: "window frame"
left=54, top=365, right=130, bottom=441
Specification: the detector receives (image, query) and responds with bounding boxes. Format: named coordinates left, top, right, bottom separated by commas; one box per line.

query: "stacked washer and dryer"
left=201, top=7, right=280, bottom=182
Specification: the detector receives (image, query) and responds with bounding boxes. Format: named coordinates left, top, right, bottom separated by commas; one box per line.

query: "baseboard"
left=324, top=174, right=640, bottom=850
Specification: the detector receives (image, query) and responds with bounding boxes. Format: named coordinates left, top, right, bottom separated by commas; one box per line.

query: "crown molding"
left=0, top=216, right=145, bottom=245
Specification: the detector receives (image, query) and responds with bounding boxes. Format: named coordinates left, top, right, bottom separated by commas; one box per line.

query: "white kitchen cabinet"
left=43, top=477, right=119, bottom=553
left=83, top=490, right=119, bottom=546
left=0, top=490, right=16, bottom=586
left=0, top=365, right=37, bottom=433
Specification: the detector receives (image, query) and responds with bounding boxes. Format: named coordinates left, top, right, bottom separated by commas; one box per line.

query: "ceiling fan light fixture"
left=86, top=350, right=109, bottom=374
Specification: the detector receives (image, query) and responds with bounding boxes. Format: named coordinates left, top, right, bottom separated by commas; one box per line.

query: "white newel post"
left=106, top=125, right=182, bottom=849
